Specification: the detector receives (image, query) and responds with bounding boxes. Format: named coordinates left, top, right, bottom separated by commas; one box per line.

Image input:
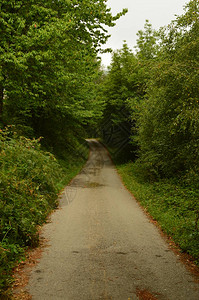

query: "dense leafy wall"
left=0, top=0, right=127, bottom=149
left=100, top=0, right=199, bottom=265
left=0, top=0, right=127, bottom=294
left=101, top=0, right=199, bottom=178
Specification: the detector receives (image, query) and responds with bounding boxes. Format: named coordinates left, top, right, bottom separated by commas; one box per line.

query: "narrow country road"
left=27, top=140, right=199, bottom=300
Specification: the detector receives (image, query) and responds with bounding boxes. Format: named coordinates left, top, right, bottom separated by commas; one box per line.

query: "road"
left=27, top=140, right=199, bottom=300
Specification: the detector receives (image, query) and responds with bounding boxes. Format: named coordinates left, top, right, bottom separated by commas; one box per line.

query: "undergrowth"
left=0, top=127, right=89, bottom=296
left=116, top=161, right=199, bottom=265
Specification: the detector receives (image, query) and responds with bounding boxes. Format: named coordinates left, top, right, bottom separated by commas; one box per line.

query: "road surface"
left=27, top=140, right=199, bottom=300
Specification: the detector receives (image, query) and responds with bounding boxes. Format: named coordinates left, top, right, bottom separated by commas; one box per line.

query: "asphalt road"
left=27, top=140, right=199, bottom=300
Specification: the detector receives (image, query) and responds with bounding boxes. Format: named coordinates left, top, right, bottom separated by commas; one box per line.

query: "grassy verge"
left=0, top=129, right=89, bottom=297
left=116, top=161, right=199, bottom=265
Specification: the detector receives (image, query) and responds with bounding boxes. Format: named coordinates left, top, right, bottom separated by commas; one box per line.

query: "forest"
left=0, top=0, right=199, bottom=295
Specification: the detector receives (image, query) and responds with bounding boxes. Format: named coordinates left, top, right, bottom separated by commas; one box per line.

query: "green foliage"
left=0, top=128, right=59, bottom=291
left=132, top=0, right=199, bottom=177
left=101, top=1, right=199, bottom=177
left=0, top=0, right=127, bottom=294
left=135, top=20, right=159, bottom=60
left=0, top=0, right=127, bottom=295
left=117, top=162, right=199, bottom=264
left=99, top=0, right=199, bottom=264
left=102, top=43, right=145, bottom=122
left=100, top=43, right=147, bottom=161
left=0, top=127, right=88, bottom=294
left=0, top=0, right=127, bottom=149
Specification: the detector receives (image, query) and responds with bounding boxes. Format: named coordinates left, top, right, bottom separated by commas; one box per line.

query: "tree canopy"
left=0, top=0, right=127, bottom=150
left=100, top=0, right=199, bottom=178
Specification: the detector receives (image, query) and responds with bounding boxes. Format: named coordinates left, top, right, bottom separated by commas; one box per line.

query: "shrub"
left=0, top=128, right=62, bottom=292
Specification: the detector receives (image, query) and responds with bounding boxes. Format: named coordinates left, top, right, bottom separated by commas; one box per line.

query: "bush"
left=0, top=128, right=63, bottom=293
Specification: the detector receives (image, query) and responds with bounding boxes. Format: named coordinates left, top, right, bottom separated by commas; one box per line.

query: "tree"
left=135, top=20, right=158, bottom=60
left=0, top=0, right=127, bottom=149
left=134, top=0, right=199, bottom=177
left=100, top=43, right=146, bottom=160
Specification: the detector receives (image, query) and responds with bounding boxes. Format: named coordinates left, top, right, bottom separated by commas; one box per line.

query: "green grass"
left=116, top=162, right=199, bottom=265
left=0, top=129, right=89, bottom=296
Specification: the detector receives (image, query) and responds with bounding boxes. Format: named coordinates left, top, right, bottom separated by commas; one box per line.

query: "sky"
left=100, top=0, right=189, bottom=67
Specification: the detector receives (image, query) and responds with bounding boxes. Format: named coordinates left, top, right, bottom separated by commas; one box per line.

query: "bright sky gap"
left=100, top=0, right=189, bottom=67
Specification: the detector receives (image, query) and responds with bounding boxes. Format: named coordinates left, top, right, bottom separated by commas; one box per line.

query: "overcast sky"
left=100, top=0, right=189, bottom=67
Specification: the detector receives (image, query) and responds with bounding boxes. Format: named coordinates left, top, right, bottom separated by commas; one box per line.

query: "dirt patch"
left=146, top=213, right=199, bottom=283
left=136, top=288, right=159, bottom=300
left=86, top=181, right=104, bottom=188
left=11, top=237, right=48, bottom=300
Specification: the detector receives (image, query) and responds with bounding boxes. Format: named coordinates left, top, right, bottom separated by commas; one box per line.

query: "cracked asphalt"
left=27, top=140, right=199, bottom=300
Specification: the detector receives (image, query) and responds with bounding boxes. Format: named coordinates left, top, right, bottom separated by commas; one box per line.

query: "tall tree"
left=100, top=43, right=146, bottom=160
left=134, top=0, right=199, bottom=176
left=0, top=0, right=127, bottom=146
